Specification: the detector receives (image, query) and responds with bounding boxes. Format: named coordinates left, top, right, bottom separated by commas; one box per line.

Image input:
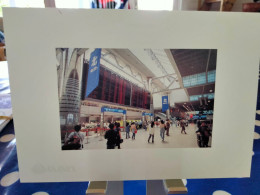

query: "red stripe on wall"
left=113, top=76, right=118, bottom=103
left=101, top=70, right=107, bottom=100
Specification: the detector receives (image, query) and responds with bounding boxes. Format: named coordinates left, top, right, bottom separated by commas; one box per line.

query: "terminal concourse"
left=56, top=48, right=216, bottom=150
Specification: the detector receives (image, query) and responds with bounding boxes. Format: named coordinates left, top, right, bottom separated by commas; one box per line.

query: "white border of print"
left=3, top=8, right=260, bottom=182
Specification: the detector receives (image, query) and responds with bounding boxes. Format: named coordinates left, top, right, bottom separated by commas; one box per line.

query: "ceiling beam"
left=109, top=49, right=166, bottom=89
left=165, top=49, right=190, bottom=99
left=100, top=54, right=146, bottom=88
left=151, top=73, right=177, bottom=81
left=202, top=50, right=211, bottom=95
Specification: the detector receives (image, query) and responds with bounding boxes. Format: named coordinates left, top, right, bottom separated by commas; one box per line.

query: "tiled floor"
left=83, top=124, right=208, bottom=150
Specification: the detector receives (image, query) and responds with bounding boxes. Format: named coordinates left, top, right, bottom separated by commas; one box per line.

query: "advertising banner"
left=86, top=48, right=101, bottom=97
left=162, top=96, right=169, bottom=112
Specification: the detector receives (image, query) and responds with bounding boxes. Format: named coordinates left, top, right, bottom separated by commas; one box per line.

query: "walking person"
left=115, top=122, right=122, bottom=149
left=148, top=121, right=155, bottom=143
left=62, top=125, right=85, bottom=150
left=174, top=118, right=178, bottom=127
left=180, top=120, right=187, bottom=134
left=131, top=122, right=137, bottom=140
left=165, top=119, right=170, bottom=136
left=160, top=120, right=166, bottom=142
left=143, top=120, right=147, bottom=131
left=104, top=123, right=117, bottom=149
left=196, top=122, right=211, bottom=147
left=125, top=122, right=130, bottom=139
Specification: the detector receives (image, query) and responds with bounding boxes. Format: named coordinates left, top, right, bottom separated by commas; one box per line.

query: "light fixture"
left=209, top=90, right=213, bottom=92
left=208, top=100, right=210, bottom=103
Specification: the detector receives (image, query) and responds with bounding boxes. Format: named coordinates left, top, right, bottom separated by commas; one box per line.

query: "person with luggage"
left=148, top=121, right=155, bottom=143
left=104, top=123, right=117, bottom=149
left=196, top=122, right=211, bottom=147
left=131, top=122, right=137, bottom=140
left=125, top=122, right=130, bottom=139
left=115, top=122, right=122, bottom=149
left=180, top=120, right=187, bottom=134
left=62, top=125, right=85, bottom=150
left=165, top=119, right=170, bottom=136
left=160, top=120, right=166, bottom=142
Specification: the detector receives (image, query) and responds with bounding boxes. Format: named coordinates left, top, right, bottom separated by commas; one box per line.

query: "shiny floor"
left=83, top=124, right=211, bottom=150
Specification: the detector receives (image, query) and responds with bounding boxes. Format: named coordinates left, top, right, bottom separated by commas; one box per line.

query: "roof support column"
left=166, top=92, right=171, bottom=120
left=149, top=78, right=154, bottom=121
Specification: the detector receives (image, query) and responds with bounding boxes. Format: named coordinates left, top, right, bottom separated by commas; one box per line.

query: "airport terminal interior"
left=56, top=48, right=216, bottom=149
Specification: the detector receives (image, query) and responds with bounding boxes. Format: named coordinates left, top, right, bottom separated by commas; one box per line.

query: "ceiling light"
left=208, top=100, right=210, bottom=102
left=209, top=90, right=213, bottom=92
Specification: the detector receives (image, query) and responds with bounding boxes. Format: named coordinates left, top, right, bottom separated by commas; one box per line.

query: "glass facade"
left=190, top=93, right=215, bottom=101
left=183, top=70, right=216, bottom=87
left=207, top=70, right=216, bottom=83
left=183, top=73, right=206, bottom=87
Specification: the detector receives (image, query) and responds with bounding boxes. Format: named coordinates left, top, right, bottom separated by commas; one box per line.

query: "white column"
left=149, top=78, right=154, bottom=121
left=166, top=92, right=170, bottom=120
left=99, top=112, right=104, bottom=141
left=123, top=113, right=126, bottom=132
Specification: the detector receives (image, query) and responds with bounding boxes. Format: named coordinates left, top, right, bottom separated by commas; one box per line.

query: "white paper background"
left=3, top=8, right=260, bottom=182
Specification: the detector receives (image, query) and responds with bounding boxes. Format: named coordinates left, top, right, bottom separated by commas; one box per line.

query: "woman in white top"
left=160, top=120, right=166, bottom=142
left=148, top=121, right=155, bottom=143
left=131, top=122, right=137, bottom=140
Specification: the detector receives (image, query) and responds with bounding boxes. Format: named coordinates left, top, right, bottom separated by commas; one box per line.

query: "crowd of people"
left=104, top=119, right=172, bottom=149
left=62, top=119, right=212, bottom=150
left=104, top=122, right=123, bottom=149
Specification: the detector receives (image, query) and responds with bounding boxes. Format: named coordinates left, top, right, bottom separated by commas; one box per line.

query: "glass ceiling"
left=84, top=48, right=149, bottom=89
left=129, top=48, right=180, bottom=89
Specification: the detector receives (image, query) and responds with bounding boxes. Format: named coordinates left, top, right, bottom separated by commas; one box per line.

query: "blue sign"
left=86, top=48, right=102, bottom=97
left=162, top=96, right=169, bottom=112
left=142, top=112, right=153, bottom=116
left=101, top=107, right=126, bottom=114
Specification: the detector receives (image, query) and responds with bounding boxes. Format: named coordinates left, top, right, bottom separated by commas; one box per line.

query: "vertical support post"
left=166, top=92, right=170, bottom=120
left=166, top=109, right=170, bottom=120
left=123, top=113, right=126, bottom=132
left=100, top=111, right=104, bottom=141
left=149, top=78, right=154, bottom=121
left=130, top=84, right=133, bottom=106
left=142, top=114, right=145, bottom=124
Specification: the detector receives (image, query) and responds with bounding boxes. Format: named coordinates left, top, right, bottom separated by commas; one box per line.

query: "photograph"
left=57, top=48, right=217, bottom=150
left=5, top=8, right=259, bottom=182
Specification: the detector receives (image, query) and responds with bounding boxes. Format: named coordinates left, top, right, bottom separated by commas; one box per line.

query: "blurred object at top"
left=0, top=61, right=10, bottom=94
left=91, top=0, right=137, bottom=9
left=0, top=31, right=5, bottom=61
left=243, top=1, right=260, bottom=12
left=0, top=61, right=11, bottom=133
left=198, top=0, right=237, bottom=11
left=0, top=31, right=4, bottom=45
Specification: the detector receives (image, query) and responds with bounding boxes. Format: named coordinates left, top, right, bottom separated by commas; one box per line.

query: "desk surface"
left=0, top=79, right=260, bottom=195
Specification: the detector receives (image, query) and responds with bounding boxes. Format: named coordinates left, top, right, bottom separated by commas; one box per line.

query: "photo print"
left=57, top=48, right=217, bottom=150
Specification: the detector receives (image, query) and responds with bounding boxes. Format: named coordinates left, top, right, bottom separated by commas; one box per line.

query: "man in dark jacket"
left=104, top=123, right=117, bottom=149
left=115, top=122, right=122, bottom=149
left=165, top=119, right=170, bottom=136
left=196, top=122, right=211, bottom=147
